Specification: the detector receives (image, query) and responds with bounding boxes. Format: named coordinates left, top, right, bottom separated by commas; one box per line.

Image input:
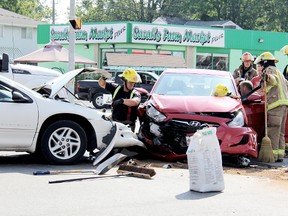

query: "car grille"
left=167, top=119, right=219, bottom=133
left=142, top=118, right=220, bottom=155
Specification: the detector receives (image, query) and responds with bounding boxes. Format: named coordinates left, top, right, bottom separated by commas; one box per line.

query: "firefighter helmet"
left=119, top=68, right=142, bottom=83
left=211, top=84, right=230, bottom=97
left=280, top=45, right=288, bottom=55
left=254, top=52, right=279, bottom=64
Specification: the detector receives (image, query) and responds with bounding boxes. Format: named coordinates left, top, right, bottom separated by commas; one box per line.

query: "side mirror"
left=12, top=91, right=31, bottom=103
left=1, top=53, right=9, bottom=72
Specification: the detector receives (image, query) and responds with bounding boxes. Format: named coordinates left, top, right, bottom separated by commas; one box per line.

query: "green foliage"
left=0, top=0, right=51, bottom=21
left=2, top=0, right=287, bottom=32
left=0, top=0, right=19, bottom=12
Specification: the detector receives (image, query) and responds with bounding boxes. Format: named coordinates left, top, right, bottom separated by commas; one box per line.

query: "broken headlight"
left=149, top=123, right=162, bottom=136
left=146, top=103, right=166, bottom=122
left=227, top=110, right=244, bottom=127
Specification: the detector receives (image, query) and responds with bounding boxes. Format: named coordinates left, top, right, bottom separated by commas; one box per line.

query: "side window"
left=0, top=83, right=12, bottom=101
left=140, top=74, right=147, bottom=84
left=114, top=72, right=122, bottom=84
left=146, top=74, right=157, bottom=84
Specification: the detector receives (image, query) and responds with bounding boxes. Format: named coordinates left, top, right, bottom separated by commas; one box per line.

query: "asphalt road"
left=1, top=151, right=288, bottom=216
left=1, top=101, right=288, bottom=216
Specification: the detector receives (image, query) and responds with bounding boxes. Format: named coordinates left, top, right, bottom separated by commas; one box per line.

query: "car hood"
left=150, top=94, right=241, bottom=113
left=36, top=67, right=98, bottom=98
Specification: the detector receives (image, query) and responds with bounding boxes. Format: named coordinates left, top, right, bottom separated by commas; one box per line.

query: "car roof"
left=138, top=71, right=159, bottom=76
left=118, top=70, right=160, bottom=78
left=162, top=68, right=231, bottom=77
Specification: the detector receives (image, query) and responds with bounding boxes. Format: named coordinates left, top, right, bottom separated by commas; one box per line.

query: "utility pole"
left=52, top=0, right=55, bottom=24
left=69, top=0, right=75, bottom=71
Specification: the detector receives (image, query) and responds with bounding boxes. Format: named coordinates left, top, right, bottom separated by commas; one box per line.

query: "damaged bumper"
left=138, top=118, right=258, bottom=161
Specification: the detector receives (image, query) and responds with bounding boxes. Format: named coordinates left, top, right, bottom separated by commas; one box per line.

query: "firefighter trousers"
left=267, top=105, right=288, bottom=160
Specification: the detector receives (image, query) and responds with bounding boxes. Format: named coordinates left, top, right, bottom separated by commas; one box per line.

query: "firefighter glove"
left=112, top=98, right=124, bottom=107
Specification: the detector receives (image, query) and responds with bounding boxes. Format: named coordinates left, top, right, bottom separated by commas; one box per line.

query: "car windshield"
left=153, top=73, right=236, bottom=96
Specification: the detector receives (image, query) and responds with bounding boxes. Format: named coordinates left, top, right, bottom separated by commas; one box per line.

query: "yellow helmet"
left=211, top=84, right=230, bottom=97
left=254, top=52, right=278, bottom=64
left=119, top=68, right=142, bottom=83
left=280, top=45, right=288, bottom=55
left=241, top=52, right=254, bottom=62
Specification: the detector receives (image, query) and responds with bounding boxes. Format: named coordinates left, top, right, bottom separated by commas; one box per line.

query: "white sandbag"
left=186, top=127, right=225, bottom=192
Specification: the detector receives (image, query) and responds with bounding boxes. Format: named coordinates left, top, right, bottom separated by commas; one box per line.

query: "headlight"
left=227, top=110, right=244, bottom=127
left=146, top=103, right=166, bottom=122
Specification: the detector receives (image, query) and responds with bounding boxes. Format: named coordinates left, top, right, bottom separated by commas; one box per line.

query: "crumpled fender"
left=93, top=122, right=145, bottom=166
left=113, top=122, right=145, bottom=148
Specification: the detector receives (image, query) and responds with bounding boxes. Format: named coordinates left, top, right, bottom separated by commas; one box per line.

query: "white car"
left=0, top=68, right=144, bottom=165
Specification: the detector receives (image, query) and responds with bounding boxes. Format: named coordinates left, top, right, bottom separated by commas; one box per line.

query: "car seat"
left=167, top=80, right=188, bottom=95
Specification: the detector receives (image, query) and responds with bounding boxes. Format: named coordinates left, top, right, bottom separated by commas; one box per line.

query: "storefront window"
left=196, top=53, right=228, bottom=71
left=196, top=53, right=212, bottom=69
left=213, top=54, right=228, bottom=71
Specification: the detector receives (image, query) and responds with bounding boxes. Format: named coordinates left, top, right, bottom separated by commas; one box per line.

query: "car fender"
left=113, top=122, right=145, bottom=148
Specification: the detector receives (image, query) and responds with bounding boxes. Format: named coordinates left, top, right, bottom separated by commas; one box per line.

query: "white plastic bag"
left=186, top=127, right=225, bottom=192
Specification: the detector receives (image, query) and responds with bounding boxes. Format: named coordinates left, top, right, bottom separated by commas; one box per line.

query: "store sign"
left=132, top=23, right=225, bottom=47
left=50, top=23, right=127, bottom=43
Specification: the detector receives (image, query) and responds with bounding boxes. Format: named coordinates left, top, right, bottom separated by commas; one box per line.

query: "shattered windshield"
left=153, top=73, right=236, bottom=96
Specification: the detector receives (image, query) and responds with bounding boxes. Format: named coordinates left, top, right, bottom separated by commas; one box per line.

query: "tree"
left=0, top=0, right=52, bottom=22
left=2, top=0, right=287, bottom=32
left=76, top=0, right=154, bottom=22
left=0, top=0, right=18, bottom=12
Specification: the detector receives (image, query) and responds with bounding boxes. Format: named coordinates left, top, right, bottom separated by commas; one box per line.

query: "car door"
left=242, top=94, right=265, bottom=143
left=0, top=81, right=38, bottom=148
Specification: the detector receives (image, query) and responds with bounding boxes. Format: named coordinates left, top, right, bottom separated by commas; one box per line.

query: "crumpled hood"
left=150, top=94, right=241, bottom=113
left=36, top=67, right=99, bottom=98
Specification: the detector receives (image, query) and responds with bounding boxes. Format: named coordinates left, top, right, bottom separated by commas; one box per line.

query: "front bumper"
left=138, top=118, right=258, bottom=161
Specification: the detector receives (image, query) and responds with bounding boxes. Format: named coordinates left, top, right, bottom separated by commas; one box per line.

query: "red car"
left=137, top=69, right=260, bottom=166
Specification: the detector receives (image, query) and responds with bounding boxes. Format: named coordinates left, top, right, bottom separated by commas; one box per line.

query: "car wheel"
left=92, top=93, right=108, bottom=109
left=41, top=120, right=87, bottom=165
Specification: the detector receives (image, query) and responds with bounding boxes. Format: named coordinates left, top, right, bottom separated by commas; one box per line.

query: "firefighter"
left=99, top=68, right=142, bottom=132
left=233, top=52, right=257, bottom=86
left=255, top=52, right=288, bottom=162
left=280, top=45, right=288, bottom=154
left=281, top=45, right=288, bottom=80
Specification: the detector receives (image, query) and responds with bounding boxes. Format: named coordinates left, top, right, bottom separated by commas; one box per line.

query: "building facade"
left=37, top=21, right=288, bottom=73
left=0, top=8, right=43, bottom=60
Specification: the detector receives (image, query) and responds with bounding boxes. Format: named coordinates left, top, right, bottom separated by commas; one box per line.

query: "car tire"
left=41, top=120, right=87, bottom=165
left=92, top=93, right=108, bottom=109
